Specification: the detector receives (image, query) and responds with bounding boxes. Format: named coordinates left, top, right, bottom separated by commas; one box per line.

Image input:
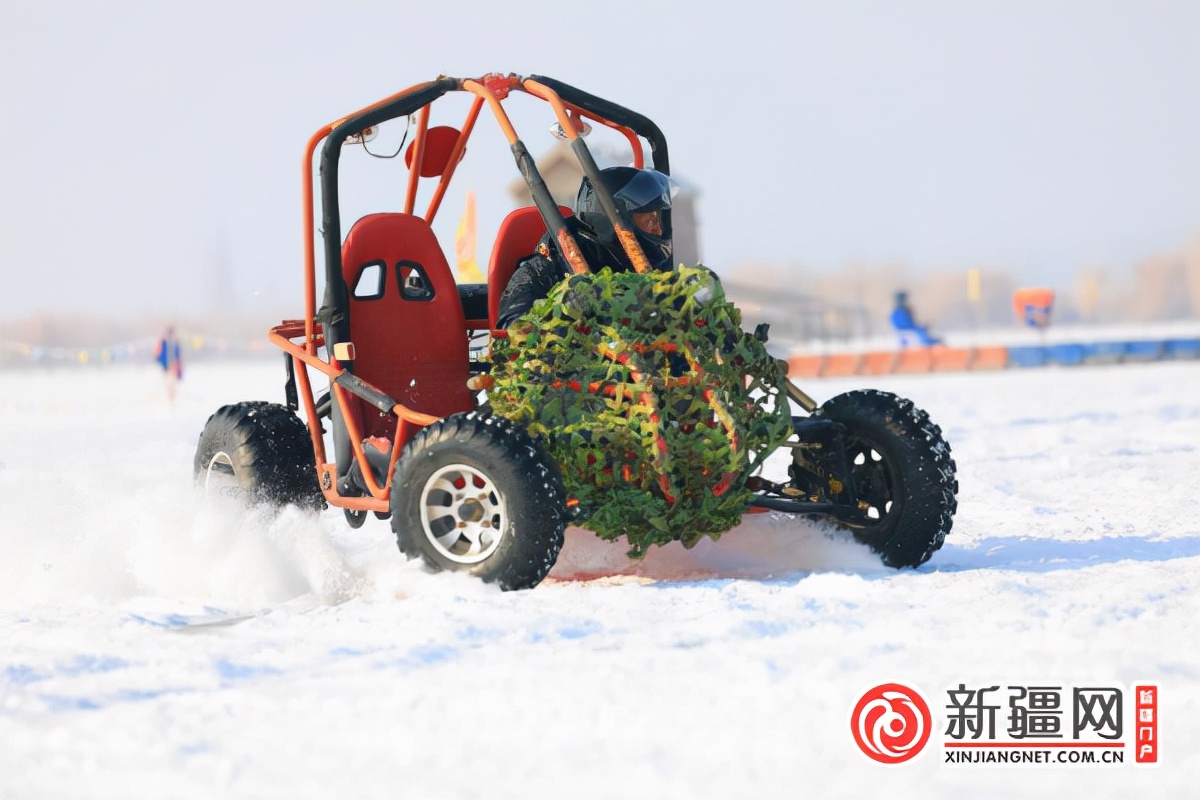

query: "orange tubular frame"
left=568, top=106, right=644, bottom=168
left=276, top=74, right=667, bottom=512
left=403, top=105, right=432, bottom=215
left=424, top=96, right=484, bottom=222
left=523, top=78, right=652, bottom=274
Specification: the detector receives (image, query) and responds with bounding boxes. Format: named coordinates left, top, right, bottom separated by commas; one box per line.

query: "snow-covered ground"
left=1, top=358, right=1197, bottom=799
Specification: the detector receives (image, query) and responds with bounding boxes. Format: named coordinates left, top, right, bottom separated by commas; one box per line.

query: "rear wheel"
left=391, top=411, right=567, bottom=590
left=193, top=401, right=324, bottom=511
left=793, top=390, right=957, bottom=568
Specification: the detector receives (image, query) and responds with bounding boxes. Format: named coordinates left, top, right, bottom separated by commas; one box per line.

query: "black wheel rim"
left=839, top=434, right=896, bottom=528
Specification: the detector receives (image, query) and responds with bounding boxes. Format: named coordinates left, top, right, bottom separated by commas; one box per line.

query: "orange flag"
left=1013, top=287, right=1055, bottom=329
left=455, top=190, right=485, bottom=283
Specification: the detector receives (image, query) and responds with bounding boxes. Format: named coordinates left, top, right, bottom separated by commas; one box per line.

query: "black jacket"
left=496, top=218, right=630, bottom=328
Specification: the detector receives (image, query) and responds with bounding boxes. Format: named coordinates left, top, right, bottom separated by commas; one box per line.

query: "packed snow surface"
left=1, top=358, right=1197, bottom=798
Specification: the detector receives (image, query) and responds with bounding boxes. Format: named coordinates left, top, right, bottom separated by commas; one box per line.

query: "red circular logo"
left=850, top=683, right=932, bottom=764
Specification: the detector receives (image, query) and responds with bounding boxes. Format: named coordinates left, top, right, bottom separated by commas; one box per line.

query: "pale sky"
left=1, top=0, right=1198, bottom=319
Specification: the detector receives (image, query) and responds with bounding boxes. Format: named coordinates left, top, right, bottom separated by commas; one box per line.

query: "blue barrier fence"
left=994, top=337, right=1199, bottom=369
left=787, top=335, right=1200, bottom=378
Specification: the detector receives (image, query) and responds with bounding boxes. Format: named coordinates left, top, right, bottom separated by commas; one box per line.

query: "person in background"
left=889, top=291, right=941, bottom=347
left=155, top=325, right=183, bottom=403
left=496, top=166, right=674, bottom=328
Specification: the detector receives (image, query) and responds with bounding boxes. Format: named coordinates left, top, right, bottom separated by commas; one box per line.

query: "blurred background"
left=1, top=0, right=1198, bottom=362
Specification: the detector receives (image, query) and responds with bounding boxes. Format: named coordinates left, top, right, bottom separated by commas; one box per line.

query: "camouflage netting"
left=487, top=265, right=793, bottom=557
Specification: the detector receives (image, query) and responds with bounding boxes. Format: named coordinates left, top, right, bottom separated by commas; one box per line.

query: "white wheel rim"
left=204, top=450, right=243, bottom=497
left=419, top=463, right=506, bottom=564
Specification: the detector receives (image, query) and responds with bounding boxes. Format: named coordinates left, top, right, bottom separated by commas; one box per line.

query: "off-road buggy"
left=194, top=73, right=958, bottom=590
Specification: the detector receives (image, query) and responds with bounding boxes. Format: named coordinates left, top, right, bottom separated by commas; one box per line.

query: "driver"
left=495, top=166, right=674, bottom=328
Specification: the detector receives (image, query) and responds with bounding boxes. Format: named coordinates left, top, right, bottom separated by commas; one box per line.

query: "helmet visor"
left=613, top=169, right=675, bottom=214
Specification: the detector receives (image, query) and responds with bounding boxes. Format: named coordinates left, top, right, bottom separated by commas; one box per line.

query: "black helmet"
left=575, top=166, right=674, bottom=272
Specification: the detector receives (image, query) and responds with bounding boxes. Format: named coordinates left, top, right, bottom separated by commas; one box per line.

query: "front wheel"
left=794, top=390, right=958, bottom=568
left=390, top=411, right=567, bottom=590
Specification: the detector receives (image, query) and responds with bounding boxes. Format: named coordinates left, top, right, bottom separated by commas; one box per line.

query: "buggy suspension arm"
left=785, top=379, right=818, bottom=413
left=747, top=495, right=864, bottom=521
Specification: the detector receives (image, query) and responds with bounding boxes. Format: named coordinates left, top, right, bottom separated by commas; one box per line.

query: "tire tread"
left=815, top=389, right=957, bottom=568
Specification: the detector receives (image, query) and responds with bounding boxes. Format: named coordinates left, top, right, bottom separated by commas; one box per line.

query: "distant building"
left=506, top=142, right=703, bottom=269
left=1128, top=252, right=1198, bottom=321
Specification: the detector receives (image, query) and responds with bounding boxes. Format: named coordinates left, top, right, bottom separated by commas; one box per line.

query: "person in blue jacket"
left=889, top=292, right=941, bottom=347
left=155, top=326, right=184, bottom=402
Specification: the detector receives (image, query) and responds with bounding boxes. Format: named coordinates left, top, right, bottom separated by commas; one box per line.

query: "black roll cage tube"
left=314, top=74, right=674, bottom=350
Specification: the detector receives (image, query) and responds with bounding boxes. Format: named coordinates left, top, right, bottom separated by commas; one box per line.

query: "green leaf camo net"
left=487, top=265, right=794, bottom=557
